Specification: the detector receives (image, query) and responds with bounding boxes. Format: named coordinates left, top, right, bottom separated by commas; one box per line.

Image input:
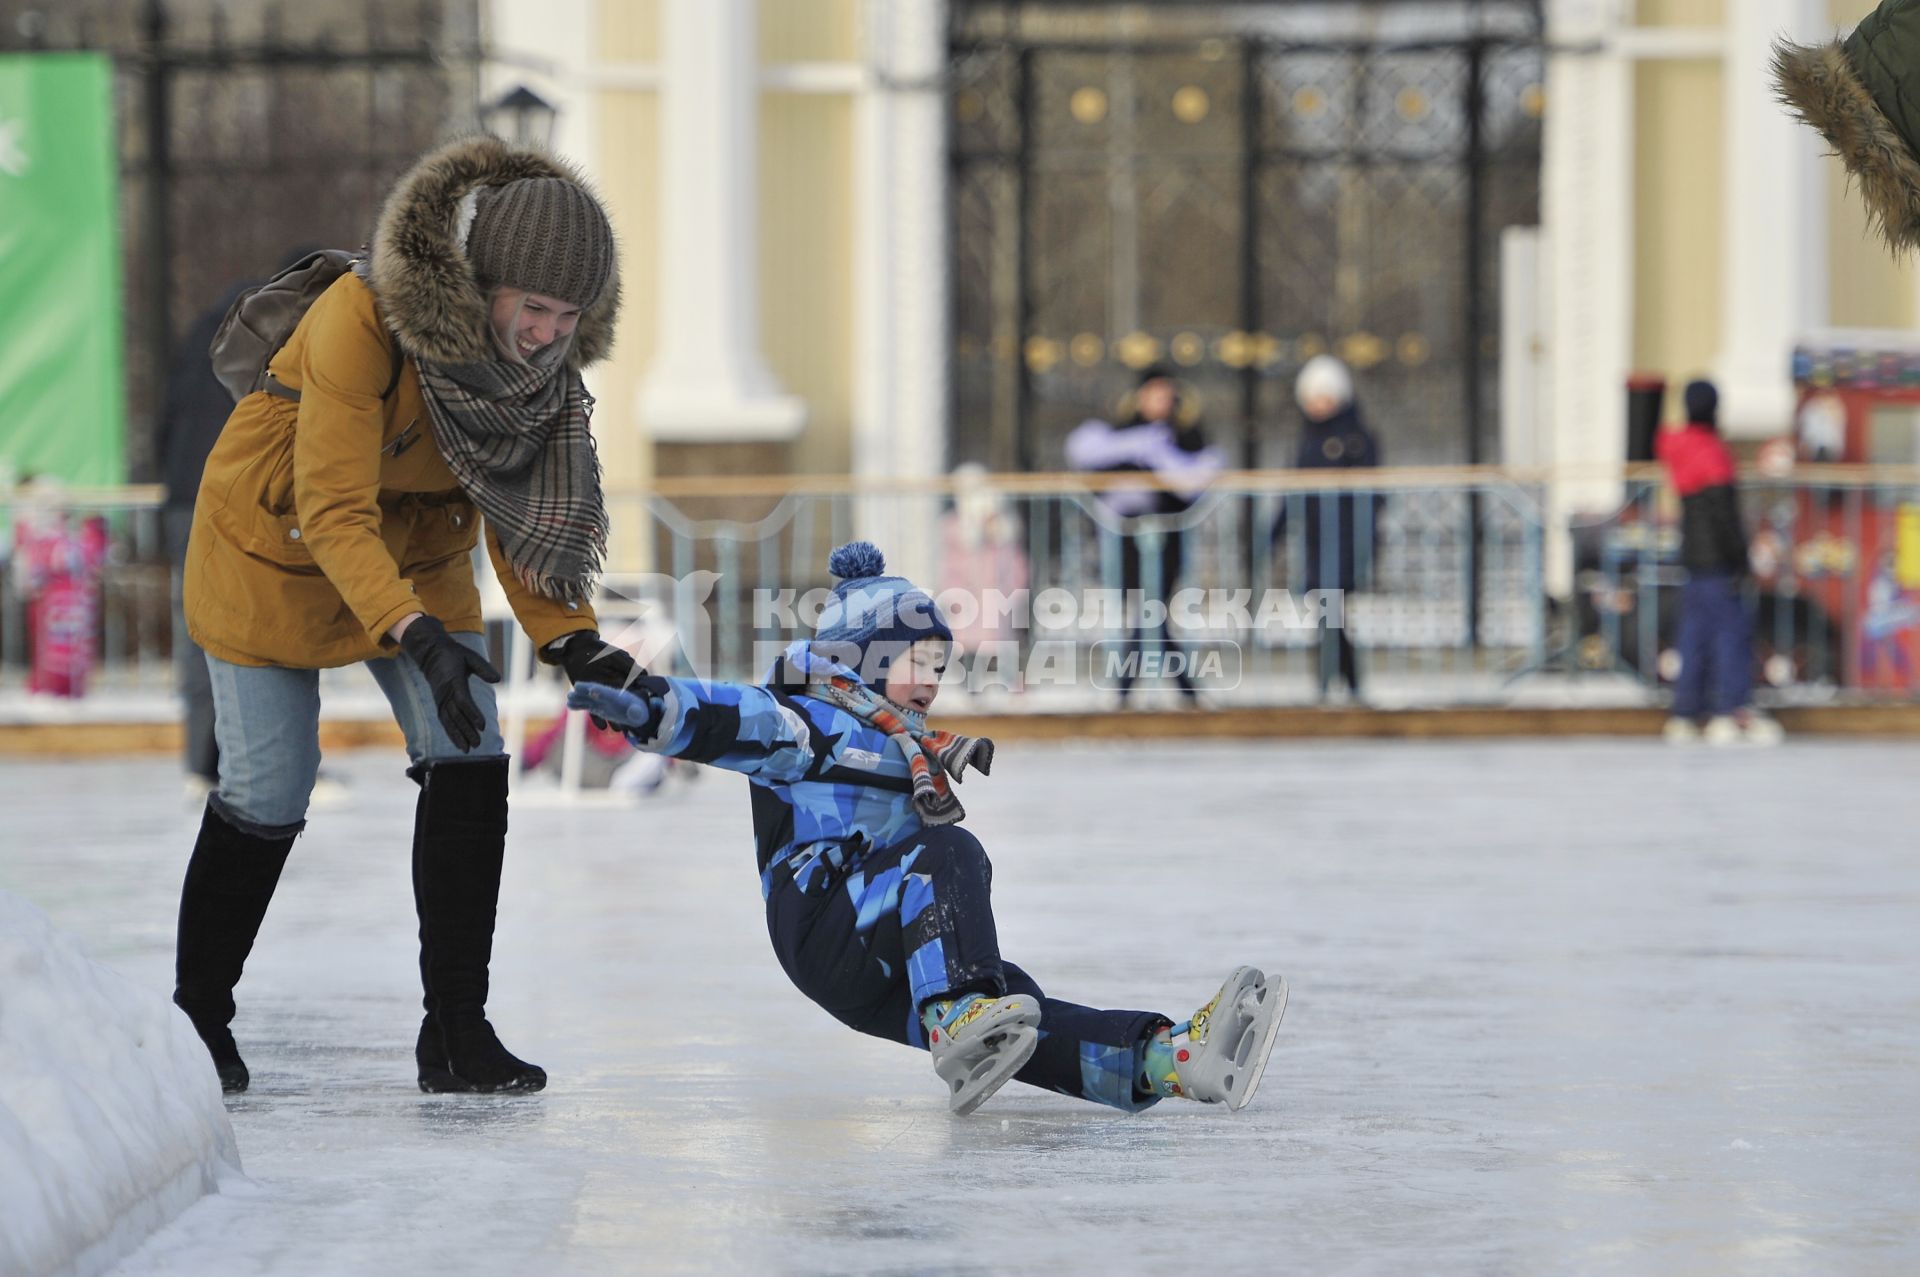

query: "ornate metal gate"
left=0, top=0, right=481, bottom=481
left=949, top=2, right=1546, bottom=472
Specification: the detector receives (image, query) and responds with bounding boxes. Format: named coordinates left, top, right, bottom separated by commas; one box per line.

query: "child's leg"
left=884, top=825, right=1008, bottom=1010
left=1001, top=962, right=1170, bottom=1113
left=766, top=827, right=1171, bottom=1112
left=767, top=826, right=1040, bottom=1114
left=768, top=833, right=1290, bottom=1113
left=846, top=828, right=1172, bottom=1112
left=763, top=825, right=1007, bottom=1035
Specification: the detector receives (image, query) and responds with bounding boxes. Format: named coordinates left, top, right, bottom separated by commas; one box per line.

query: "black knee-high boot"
left=410, top=757, right=545, bottom=1093
left=173, top=799, right=299, bottom=1093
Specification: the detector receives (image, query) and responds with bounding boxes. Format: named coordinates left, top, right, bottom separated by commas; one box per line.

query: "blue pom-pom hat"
left=827, top=540, right=887, bottom=580
left=813, top=540, right=953, bottom=683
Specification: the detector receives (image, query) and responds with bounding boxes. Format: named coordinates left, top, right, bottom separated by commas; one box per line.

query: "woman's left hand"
left=550, top=630, right=644, bottom=727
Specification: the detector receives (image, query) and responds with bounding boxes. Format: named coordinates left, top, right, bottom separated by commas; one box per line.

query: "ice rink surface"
left=4, top=737, right=1919, bottom=1276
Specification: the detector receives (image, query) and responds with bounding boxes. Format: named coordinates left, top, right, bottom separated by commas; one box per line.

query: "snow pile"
left=0, top=890, right=240, bottom=1277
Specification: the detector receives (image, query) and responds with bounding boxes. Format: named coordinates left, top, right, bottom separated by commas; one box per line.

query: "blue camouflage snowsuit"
left=632, top=670, right=1170, bottom=1111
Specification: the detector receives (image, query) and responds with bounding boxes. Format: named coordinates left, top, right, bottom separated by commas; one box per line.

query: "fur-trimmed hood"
left=1775, top=7, right=1920, bottom=253
left=367, top=135, right=621, bottom=369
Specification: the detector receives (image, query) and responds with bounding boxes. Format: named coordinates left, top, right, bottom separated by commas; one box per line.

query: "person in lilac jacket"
left=1065, top=365, right=1225, bottom=703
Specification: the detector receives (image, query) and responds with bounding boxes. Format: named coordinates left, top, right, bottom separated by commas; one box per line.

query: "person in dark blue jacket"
left=570, top=541, right=1287, bottom=1117
left=159, top=247, right=323, bottom=799
left=159, top=279, right=252, bottom=798
left=1274, top=355, right=1381, bottom=701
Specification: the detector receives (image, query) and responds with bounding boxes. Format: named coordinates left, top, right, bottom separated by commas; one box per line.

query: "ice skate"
left=1662, top=717, right=1700, bottom=745
left=924, top=992, right=1041, bottom=1116
left=1737, top=710, right=1784, bottom=746
left=1704, top=713, right=1781, bottom=747
left=1157, top=966, right=1287, bottom=1111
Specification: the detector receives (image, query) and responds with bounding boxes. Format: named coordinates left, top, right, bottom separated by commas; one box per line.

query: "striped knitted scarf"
left=807, top=664, right=994, bottom=826
left=415, top=355, right=608, bottom=605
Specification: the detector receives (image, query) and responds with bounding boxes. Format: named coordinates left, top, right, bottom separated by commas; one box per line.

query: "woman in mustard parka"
left=175, top=136, right=638, bottom=1095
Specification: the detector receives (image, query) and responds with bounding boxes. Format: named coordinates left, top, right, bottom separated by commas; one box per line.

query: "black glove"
left=550, top=630, right=645, bottom=728
left=399, top=616, right=502, bottom=753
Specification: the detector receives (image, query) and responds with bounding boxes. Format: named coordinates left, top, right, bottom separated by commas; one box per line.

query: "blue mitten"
left=567, top=679, right=668, bottom=743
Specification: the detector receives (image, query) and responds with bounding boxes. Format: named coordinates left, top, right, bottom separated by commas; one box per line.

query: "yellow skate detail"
left=926, top=993, right=1043, bottom=1115
left=1186, top=988, right=1223, bottom=1046
left=944, top=996, right=999, bottom=1035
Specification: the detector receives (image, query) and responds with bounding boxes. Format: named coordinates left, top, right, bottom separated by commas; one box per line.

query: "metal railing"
left=1585, top=466, right=1920, bottom=698
left=586, top=469, right=1554, bottom=705
left=1, top=485, right=173, bottom=697
left=7, top=466, right=1915, bottom=716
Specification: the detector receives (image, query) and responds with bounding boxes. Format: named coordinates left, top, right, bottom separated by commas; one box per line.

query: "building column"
left=854, top=0, right=948, bottom=570
left=1542, top=0, right=1635, bottom=597
left=639, top=0, right=805, bottom=443
left=1713, top=0, right=1829, bottom=439
left=483, top=0, right=598, bottom=166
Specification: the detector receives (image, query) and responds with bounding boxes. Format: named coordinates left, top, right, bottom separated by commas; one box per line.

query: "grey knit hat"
left=467, top=176, right=615, bottom=308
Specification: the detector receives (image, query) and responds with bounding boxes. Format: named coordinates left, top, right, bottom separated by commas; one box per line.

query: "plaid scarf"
left=800, top=656, right=993, bottom=826
left=415, top=355, right=608, bottom=604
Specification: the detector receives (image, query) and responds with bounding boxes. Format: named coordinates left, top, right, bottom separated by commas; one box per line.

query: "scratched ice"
left=3, top=738, right=1917, bottom=1276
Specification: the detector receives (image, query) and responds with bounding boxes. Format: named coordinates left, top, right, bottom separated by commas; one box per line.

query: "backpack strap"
left=380, top=335, right=405, bottom=399
left=356, top=254, right=406, bottom=402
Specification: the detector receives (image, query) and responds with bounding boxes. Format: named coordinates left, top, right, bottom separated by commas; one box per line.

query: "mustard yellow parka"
left=185, top=137, right=620, bottom=668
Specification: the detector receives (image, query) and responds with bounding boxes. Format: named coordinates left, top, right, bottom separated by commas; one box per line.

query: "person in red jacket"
left=1654, top=381, right=1782, bottom=745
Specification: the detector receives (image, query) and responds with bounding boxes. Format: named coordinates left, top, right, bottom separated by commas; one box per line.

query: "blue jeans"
left=205, top=632, right=503, bottom=834
left=1671, top=572, right=1753, bottom=719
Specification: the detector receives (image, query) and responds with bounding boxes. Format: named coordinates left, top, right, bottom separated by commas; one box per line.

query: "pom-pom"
left=827, top=540, right=886, bottom=580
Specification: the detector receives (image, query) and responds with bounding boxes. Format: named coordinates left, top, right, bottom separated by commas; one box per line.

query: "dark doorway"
left=949, top=1, right=1545, bottom=472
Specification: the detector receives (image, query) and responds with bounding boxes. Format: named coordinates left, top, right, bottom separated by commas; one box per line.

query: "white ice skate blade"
left=1229, top=973, right=1288, bottom=1111
left=930, top=997, right=1043, bottom=1117
left=947, top=1023, right=1039, bottom=1116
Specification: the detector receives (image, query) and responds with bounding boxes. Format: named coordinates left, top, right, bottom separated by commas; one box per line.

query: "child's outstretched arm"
left=567, top=677, right=818, bottom=783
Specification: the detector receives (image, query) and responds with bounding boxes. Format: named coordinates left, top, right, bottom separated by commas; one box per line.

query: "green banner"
left=0, top=53, right=125, bottom=487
